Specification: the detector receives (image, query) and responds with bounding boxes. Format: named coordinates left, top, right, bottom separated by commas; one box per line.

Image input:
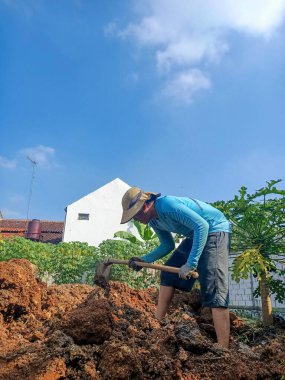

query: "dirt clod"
left=61, top=296, right=113, bottom=344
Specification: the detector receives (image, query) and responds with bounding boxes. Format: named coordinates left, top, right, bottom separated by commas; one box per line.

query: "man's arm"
left=167, top=204, right=209, bottom=268
left=141, top=227, right=175, bottom=263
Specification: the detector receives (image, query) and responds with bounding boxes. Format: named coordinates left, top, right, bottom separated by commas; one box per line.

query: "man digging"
left=120, top=187, right=231, bottom=349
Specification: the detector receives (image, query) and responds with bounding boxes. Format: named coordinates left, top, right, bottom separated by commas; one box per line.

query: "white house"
left=63, top=178, right=137, bottom=246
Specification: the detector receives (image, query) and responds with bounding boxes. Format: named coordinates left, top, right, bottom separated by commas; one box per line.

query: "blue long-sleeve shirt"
left=141, top=196, right=230, bottom=268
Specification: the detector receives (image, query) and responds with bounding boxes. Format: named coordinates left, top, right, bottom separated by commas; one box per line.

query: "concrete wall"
left=63, top=178, right=138, bottom=247
left=229, top=253, right=285, bottom=314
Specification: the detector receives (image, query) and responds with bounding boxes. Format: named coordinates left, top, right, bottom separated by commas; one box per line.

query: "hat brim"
left=120, top=199, right=145, bottom=224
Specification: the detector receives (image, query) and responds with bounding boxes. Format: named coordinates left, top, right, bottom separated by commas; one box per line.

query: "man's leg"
left=212, top=307, right=230, bottom=348
left=156, top=239, right=193, bottom=321
left=197, top=232, right=231, bottom=348
left=155, top=285, right=175, bottom=321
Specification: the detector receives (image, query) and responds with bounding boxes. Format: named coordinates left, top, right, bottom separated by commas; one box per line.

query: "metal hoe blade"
left=93, top=261, right=111, bottom=289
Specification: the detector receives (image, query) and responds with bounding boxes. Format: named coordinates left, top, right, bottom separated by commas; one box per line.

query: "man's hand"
left=128, top=257, right=144, bottom=272
left=178, top=263, right=196, bottom=280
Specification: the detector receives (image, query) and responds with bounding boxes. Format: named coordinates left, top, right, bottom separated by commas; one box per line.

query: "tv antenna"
left=26, top=156, right=37, bottom=223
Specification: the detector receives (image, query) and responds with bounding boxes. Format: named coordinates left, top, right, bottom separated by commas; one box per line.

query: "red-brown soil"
left=0, top=259, right=284, bottom=379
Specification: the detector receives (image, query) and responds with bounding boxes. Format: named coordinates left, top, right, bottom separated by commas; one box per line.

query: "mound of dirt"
left=0, top=259, right=284, bottom=379
left=0, top=259, right=46, bottom=322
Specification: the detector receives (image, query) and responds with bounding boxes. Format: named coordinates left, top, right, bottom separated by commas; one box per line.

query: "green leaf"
left=114, top=231, right=141, bottom=245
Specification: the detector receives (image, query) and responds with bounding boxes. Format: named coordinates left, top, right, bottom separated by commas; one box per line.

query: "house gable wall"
left=63, top=178, right=137, bottom=246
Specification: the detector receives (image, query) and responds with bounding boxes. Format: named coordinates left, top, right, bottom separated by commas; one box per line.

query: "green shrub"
left=0, top=237, right=98, bottom=285
left=98, top=239, right=161, bottom=289
left=0, top=236, right=161, bottom=288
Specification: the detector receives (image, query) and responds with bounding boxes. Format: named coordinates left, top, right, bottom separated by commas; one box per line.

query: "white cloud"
left=218, top=0, right=285, bottom=37
left=162, top=69, right=211, bottom=104
left=156, top=33, right=229, bottom=73
left=104, top=22, right=118, bottom=37
left=0, top=207, right=22, bottom=219
left=0, top=156, right=17, bottom=169
left=2, top=0, right=36, bottom=18
left=107, top=0, right=285, bottom=103
left=125, top=1, right=285, bottom=45
left=21, top=145, right=56, bottom=167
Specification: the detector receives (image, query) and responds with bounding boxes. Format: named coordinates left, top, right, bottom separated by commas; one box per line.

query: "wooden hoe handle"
left=105, top=258, right=199, bottom=279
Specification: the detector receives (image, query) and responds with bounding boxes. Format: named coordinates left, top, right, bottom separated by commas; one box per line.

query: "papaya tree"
left=213, top=179, right=285, bottom=326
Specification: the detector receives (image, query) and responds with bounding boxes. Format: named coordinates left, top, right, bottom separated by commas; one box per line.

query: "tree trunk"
left=259, top=273, right=273, bottom=326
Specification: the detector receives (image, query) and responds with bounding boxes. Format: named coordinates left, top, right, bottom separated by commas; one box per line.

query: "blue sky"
left=1, top=0, right=285, bottom=221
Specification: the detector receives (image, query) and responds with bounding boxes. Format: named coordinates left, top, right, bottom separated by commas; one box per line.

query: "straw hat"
left=120, top=187, right=160, bottom=224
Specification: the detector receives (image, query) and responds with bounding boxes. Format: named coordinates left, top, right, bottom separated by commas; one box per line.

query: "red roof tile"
left=0, top=219, right=64, bottom=244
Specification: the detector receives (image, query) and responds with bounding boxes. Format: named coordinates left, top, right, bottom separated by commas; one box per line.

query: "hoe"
left=94, top=258, right=199, bottom=289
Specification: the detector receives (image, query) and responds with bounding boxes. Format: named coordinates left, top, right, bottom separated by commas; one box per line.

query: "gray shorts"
left=160, top=232, right=230, bottom=308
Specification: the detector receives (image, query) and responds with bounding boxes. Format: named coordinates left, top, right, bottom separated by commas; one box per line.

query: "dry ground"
left=0, top=259, right=284, bottom=379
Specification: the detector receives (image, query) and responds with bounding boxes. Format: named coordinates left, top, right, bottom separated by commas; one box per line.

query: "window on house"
left=78, top=213, right=90, bottom=220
